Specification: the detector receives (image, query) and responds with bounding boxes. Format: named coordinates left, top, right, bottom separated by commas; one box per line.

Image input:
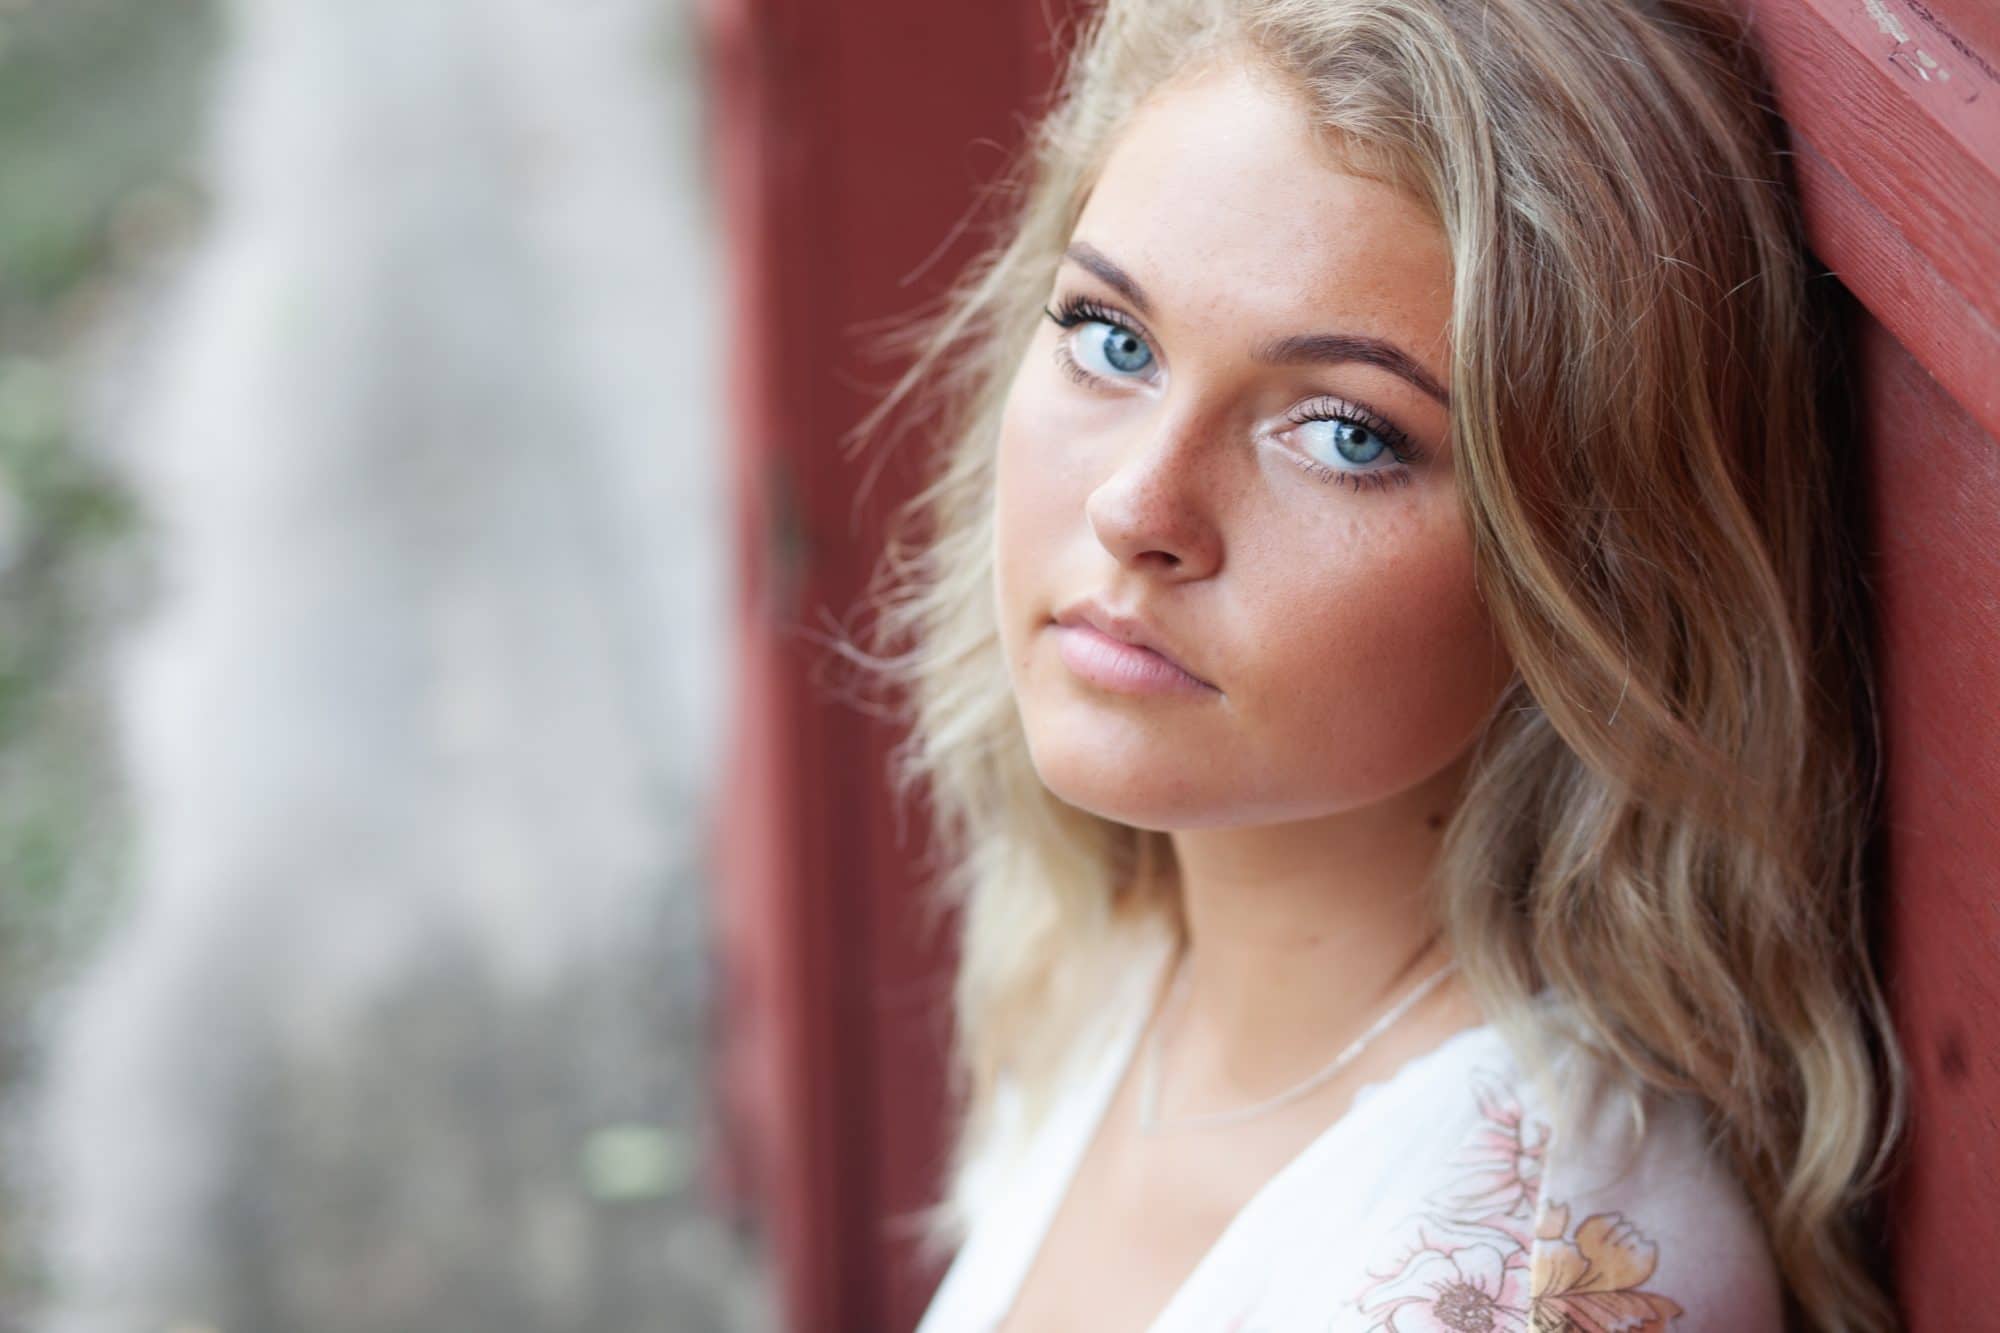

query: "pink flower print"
left=1432, top=1072, right=1551, bottom=1243
left=1350, top=1064, right=1691, bottom=1333
left=1356, top=1218, right=1532, bottom=1333
left=1363, top=1214, right=1526, bottom=1288
left=1353, top=1067, right=1560, bottom=1331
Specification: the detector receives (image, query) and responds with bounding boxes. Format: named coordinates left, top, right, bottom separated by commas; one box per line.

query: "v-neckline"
left=986, top=931, right=1510, bottom=1332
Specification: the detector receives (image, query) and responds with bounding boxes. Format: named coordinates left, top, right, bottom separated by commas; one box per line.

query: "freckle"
left=1425, top=813, right=1445, bottom=831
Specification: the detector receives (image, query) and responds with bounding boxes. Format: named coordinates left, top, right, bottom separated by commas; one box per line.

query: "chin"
left=1022, top=728, right=1231, bottom=832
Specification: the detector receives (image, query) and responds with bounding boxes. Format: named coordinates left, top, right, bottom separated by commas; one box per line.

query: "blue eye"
left=1301, top=418, right=1389, bottom=468
left=1080, top=322, right=1153, bottom=376
left=1044, top=295, right=1157, bottom=383
left=1286, top=399, right=1425, bottom=493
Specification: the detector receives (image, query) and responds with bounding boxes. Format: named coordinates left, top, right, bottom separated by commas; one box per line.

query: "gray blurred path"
left=30, top=0, right=765, bottom=1329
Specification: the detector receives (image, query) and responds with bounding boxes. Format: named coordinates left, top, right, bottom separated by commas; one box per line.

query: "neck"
left=1159, top=749, right=1481, bottom=1103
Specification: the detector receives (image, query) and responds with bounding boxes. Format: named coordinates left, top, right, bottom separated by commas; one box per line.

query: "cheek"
left=993, top=366, right=1088, bottom=655
left=1233, top=505, right=1508, bottom=804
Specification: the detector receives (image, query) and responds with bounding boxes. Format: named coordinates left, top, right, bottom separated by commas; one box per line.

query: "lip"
left=1050, top=599, right=1219, bottom=697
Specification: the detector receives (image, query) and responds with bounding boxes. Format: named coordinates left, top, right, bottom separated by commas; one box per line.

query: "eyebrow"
left=1061, top=241, right=1452, bottom=409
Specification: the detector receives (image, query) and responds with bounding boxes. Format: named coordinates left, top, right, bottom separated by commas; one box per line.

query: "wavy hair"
left=845, top=1, right=1907, bottom=1328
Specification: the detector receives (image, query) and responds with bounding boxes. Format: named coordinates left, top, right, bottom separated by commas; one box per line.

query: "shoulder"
left=1531, top=1056, right=1787, bottom=1332
left=1349, top=1017, right=1787, bottom=1332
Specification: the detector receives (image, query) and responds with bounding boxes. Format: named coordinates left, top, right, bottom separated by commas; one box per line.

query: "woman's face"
left=993, top=57, right=1514, bottom=831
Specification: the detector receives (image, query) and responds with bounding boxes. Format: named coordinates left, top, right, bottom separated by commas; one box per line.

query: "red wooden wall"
left=704, top=1, right=1999, bottom=1329
left=698, top=3, right=1077, bottom=1330
left=1739, top=2, right=2000, bottom=1324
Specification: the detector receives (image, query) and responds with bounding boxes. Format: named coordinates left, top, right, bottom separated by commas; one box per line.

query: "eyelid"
left=1047, top=291, right=1166, bottom=377
left=1287, top=395, right=1424, bottom=464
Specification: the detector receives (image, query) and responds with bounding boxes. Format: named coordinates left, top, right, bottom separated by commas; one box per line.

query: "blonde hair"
left=845, top=1, right=1906, bottom=1328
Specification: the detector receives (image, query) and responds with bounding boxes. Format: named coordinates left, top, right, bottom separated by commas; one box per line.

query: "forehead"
left=1073, top=59, right=1451, bottom=337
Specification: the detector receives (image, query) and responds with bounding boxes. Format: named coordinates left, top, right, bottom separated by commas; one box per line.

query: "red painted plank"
left=1789, top=130, right=2000, bottom=448
left=1857, top=313, right=2000, bottom=1332
left=701, top=0, right=1064, bottom=1328
left=1736, top=7, right=2000, bottom=1320
left=701, top=5, right=846, bottom=1330
left=1741, top=0, right=2000, bottom=440
left=1746, top=8, right=2000, bottom=1326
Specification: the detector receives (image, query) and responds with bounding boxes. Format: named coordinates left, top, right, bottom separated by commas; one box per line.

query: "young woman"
left=850, top=0, right=1906, bottom=1328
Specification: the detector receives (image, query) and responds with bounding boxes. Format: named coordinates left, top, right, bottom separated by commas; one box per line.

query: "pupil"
left=1334, top=421, right=1384, bottom=464
left=1103, top=328, right=1150, bottom=373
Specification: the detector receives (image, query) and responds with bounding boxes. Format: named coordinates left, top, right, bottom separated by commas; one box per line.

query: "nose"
left=1083, top=403, right=1223, bottom=580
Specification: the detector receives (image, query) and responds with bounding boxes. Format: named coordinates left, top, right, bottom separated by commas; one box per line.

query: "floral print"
left=1357, top=1222, right=1532, bottom=1332
left=1351, top=1068, right=1685, bottom=1333
left=1525, top=1201, right=1684, bottom=1332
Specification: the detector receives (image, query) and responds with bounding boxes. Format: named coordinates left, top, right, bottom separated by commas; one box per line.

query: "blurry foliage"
left=0, top=0, right=219, bottom=1312
left=0, top=0, right=216, bottom=318
left=0, top=354, right=137, bottom=977
left=0, top=0, right=216, bottom=981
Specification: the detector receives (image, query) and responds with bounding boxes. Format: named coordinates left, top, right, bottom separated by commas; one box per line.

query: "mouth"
left=1048, top=602, right=1219, bottom=697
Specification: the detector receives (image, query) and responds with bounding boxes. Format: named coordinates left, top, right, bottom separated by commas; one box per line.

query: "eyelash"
left=1041, top=294, right=1426, bottom=495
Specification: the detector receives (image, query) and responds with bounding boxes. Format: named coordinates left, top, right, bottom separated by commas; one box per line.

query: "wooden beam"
left=1742, top=0, right=2000, bottom=439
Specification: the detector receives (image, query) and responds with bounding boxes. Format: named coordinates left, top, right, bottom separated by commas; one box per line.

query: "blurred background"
left=0, top=0, right=1993, bottom=1330
left=0, top=0, right=762, bottom=1327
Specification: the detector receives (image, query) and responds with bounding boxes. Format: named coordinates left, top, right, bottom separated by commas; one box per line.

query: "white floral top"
left=914, top=929, right=1787, bottom=1332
